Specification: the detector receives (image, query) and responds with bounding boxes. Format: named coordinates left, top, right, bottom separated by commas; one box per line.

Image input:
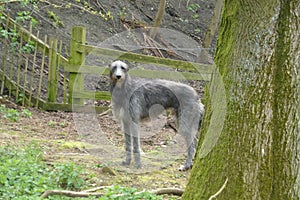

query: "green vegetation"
left=0, top=1, right=38, bottom=53
left=0, top=144, right=86, bottom=199
left=187, top=3, right=200, bottom=13
left=0, top=104, right=32, bottom=122
left=0, top=144, right=164, bottom=199
left=187, top=3, right=200, bottom=21
left=99, top=185, right=163, bottom=200
left=47, top=10, right=64, bottom=27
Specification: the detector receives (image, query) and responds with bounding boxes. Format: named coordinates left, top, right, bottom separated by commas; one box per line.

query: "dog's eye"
left=121, top=66, right=126, bottom=70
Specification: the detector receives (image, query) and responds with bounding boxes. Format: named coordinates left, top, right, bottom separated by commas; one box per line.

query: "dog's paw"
left=121, top=160, right=131, bottom=166
left=135, top=162, right=142, bottom=169
left=178, top=164, right=192, bottom=171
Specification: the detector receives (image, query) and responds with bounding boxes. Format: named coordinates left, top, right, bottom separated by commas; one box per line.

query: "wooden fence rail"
left=0, top=13, right=215, bottom=112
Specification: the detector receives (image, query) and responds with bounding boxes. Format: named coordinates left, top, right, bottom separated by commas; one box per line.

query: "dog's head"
left=109, top=60, right=129, bottom=87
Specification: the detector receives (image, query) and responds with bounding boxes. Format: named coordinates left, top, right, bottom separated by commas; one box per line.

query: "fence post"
left=47, top=37, right=58, bottom=103
left=69, top=26, right=86, bottom=104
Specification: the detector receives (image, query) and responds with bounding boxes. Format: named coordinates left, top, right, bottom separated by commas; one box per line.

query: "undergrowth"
left=0, top=144, right=163, bottom=200
left=0, top=104, right=32, bottom=122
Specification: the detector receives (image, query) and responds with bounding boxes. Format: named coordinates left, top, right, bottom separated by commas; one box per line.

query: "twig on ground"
left=98, top=108, right=112, bottom=117
left=40, top=190, right=104, bottom=198
left=41, top=187, right=184, bottom=198
left=152, top=188, right=184, bottom=196
left=83, top=186, right=110, bottom=193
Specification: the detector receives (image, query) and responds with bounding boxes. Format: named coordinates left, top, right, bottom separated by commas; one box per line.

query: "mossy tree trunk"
left=183, top=0, right=300, bottom=199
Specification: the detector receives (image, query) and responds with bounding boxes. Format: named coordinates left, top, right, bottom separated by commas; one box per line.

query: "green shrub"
left=0, top=144, right=54, bottom=199
left=51, top=162, right=86, bottom=190
left=0, top=105, right=33, bottom=122
left=0, top=144, right=87, bottom=199
left=100, top=185, right=163, bottom=200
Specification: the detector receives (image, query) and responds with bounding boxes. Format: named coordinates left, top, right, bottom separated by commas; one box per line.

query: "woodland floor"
left=0, top=0, right=216, bottom=197
left=0, top=98, right=191, bottom=197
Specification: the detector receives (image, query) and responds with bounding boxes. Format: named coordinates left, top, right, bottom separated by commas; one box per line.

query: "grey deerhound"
left=109, top=60, right=204, bottom=171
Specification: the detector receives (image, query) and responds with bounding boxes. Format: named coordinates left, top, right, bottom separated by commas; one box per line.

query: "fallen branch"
left=83, top=186, right=110, bottom=193
left=40, top=190, right=104, bottom=198
left=152, top=188, right=184, bottom=196
left=41, top=187, right=184, bottom=198
left=98, top=108, right=112, bottom=117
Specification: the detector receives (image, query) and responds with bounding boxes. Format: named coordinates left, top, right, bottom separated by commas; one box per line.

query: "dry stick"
left=112, top=188, right=184, bottom=198
left=40, top=190, right=104, bottom=198
left=208, top=178, right=228, bottom=200
left=143, top=32, right=164, bottom=58
left=41, top=187, right=184, bottom=198
left=36, top=35, right=47, bottom=108
left=98, top=107, right=112, bottom=117
left=152, top=188, right=184, bottom=196
left=29, top=31, right=39, bottom=104
left=83, top=186, right=110, bottom=193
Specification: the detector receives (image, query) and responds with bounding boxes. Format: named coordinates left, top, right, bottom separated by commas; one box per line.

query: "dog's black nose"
left=116, top=75, right=122, bottom=79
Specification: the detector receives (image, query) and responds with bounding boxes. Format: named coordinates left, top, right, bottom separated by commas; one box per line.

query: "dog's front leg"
left=131, top=122, right=141, bottom=168
left=122, top=122, right=132, bottom=166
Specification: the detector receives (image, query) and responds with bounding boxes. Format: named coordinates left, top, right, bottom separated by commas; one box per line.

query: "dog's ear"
left=124, top=63, right=130, bottom=71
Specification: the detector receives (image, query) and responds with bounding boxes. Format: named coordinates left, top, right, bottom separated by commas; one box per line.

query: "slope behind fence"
left=0, top=13, right=214, bottom=112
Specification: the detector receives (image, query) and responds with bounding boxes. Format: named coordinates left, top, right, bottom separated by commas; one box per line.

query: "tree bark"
left=149, top=0, right=166, bottom=38
left=183, top=0, right=300, bottom=199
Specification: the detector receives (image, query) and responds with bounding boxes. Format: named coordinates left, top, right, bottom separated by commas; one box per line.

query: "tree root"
left=41, top=187, right=184, bottom=198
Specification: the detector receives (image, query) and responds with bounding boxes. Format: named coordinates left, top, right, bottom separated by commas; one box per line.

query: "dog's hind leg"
left=178, top=111, right=200, bottom=171
left=122, top=122, right=132, bottom=166
left=182, top=136, right=198, bottom=171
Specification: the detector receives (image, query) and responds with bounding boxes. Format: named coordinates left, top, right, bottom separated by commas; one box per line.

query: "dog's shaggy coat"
left=109, top=60, right=204, bottom=171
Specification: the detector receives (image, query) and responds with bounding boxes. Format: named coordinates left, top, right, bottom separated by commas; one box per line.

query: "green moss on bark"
left=183, top=0, right=300, bottom=199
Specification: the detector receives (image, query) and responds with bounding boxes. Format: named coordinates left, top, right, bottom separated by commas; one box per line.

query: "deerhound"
left=109, top=60, right=205, bottom=171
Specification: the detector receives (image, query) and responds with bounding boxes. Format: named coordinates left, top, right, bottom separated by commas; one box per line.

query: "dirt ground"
left=1, top=0, right=216, bottom=196
left=0, top=98, right=192, bottom=195
left=5, top=0, right=216, bottom=50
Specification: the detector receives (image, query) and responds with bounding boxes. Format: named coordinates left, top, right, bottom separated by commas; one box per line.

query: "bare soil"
left=0, top=98, right=190, bottom=195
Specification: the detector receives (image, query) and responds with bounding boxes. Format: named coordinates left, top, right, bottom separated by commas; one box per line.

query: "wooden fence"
left=0, top=13, right=215, bottom=112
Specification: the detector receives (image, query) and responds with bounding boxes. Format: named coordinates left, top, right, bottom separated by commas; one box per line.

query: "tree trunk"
left=183, top=0, right=300, bottom=199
